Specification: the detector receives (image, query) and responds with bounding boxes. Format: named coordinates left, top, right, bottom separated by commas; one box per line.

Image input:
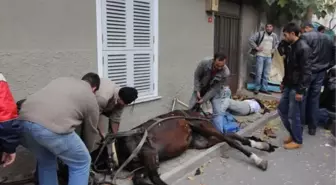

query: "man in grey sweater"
left=189, top=52, right=230, bottom=114
left=18, top=72, right=101, bottom=185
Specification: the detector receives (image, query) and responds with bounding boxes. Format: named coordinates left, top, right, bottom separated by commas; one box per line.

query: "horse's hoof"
left=257, top=160, right=268, bottom=171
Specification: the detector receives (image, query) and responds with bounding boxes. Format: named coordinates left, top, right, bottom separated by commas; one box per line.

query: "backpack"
left=212, top=113, right=240, bottom=134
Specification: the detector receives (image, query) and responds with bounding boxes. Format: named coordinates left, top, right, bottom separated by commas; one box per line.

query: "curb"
left=119, top=110, right=279, bottom=185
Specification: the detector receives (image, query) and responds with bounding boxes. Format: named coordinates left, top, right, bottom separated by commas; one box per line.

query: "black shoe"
left=254, top=90, right=259, bottom=95
left=260, top=90, right=272, bottom=95
left=308, top=128, right=316, bottom=136
left=324, top=119, right=332, bottom=130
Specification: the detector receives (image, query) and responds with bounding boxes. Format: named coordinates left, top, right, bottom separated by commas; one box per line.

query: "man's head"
left=317, top=25, right=325, bottom=33
left=301, top=22, right=314, bottom=33
left=81, top=72, right=100, bottom=93
left=283, top=22, right=301, bottom=44
left=265, top=23, right=274, bottom=34
left=212, top=52, right=227, bottom=71
left=118, top=87, right=138, bottom=105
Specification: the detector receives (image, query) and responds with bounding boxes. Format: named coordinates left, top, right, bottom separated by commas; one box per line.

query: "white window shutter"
left=133, top=0, right=153, bottom=48
left=102, top=0, right=155, bottom=98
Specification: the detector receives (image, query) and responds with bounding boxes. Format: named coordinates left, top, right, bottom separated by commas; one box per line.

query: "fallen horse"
left=7, top=101, right=278, bottom=185
left=86, top=109, right=278, bottom=185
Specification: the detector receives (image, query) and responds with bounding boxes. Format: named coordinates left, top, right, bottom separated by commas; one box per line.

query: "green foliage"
left=263, top=0, right=336, bottom=26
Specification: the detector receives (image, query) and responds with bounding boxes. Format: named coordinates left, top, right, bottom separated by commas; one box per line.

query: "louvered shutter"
left=102, top=0, right=155, bottom=97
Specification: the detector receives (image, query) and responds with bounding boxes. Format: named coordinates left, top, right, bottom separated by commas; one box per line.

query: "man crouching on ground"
left=18, top=73, right=101, bottom=185
left=189, top=52, right=230, bottom=114
left=278, top=23, right=312, bottom=149
left=0, top=73, right=23, bottom=167
left=84, top=76, right=138, bottom=136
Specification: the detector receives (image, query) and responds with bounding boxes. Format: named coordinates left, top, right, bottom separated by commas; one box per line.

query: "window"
left=97, top=0, right=159, bottom=102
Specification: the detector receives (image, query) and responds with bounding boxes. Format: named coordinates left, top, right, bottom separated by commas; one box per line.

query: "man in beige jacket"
left=85, top=77, right=138, bottom=136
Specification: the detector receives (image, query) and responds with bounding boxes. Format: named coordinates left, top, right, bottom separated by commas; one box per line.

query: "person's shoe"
left=308, top=128, right=316, bottom=136
left=284, top=141, right=302, bottom=149
left=283, top=136, right=292, bottom=144
left=260, top=90, right=272, bottom=95
left=254, top=90, right=259, bottom=95
left=324, top=118, right=333, bottom=130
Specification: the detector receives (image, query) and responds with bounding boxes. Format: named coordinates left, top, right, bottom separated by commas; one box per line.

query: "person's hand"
left=295, top=93, right=303, bottom=102
left=280, top=84, right=284, bottom=92
left=197, top=99, right=204, bottom=104
left=1, top=152, right=16, bottom=167
left=256, top=46, right=263, bottom=51
left=196, top=91, right=201, bottom=100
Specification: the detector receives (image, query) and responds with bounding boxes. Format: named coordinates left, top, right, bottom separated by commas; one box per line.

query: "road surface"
left=174, top=119, right=336, bottom=185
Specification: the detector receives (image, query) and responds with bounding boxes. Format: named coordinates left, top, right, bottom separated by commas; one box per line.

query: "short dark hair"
left=213, top=52, right=227, bottom=61
left=266, top=23, right=273, bottom=26
left=119, top=87, right=138, bottom=104
left=318, top=25, right=325, bottom=32
left=81, top=72, right=100, bottom=91
left=283, top=22, right=301, bottom=36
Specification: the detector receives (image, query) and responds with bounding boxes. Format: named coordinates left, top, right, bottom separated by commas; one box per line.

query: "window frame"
left=96, top=0, right=160, bottom=104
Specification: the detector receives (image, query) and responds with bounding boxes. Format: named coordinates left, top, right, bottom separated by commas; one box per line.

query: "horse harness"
left=95, top=111, right=212, bottom=184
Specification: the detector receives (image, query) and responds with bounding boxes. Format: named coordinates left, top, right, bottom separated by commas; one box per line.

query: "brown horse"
left=90, top=109, right=278, bottom=185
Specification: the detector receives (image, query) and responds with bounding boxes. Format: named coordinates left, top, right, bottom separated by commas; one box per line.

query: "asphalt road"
left=174, top=119, right=336, bottom=185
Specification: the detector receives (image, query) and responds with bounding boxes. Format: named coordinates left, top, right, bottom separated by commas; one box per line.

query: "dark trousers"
left=278, top=88, right=304, bottom=144
left=304, top=71, right=325, bottom=129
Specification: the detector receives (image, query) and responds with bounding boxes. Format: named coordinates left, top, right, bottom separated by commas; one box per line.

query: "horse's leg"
left=190, top=132, right=221, bottom=149
left=189, top=123, right=268, bottom=171
left=132, top=168, right=153, bottom=185
left=139, top=145, right=168, bottom=185
left=225, top=133, right=278, bottom=152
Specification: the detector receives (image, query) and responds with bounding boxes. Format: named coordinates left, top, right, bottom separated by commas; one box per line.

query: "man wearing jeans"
left=278, top=23, right=312, bottom=149
left=300, top=22, right=335, bottom=135
left=18, top=73, right=101, bottom=185
left=189, top=52, right=230, bottom=115
left=249, top=23, right=279, bottom=94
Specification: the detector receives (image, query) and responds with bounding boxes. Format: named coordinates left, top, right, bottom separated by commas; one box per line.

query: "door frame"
left=213, top=12, right=241, bottom=93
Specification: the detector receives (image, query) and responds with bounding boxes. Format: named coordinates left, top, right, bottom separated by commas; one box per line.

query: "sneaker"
left=284, top=141, right=302, bottom=149
left=254, top=90, right=259, bottom=95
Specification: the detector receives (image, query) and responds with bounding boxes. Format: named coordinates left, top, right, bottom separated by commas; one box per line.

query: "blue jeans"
left=277, top=88, right=304, bottom=144
left=304, top=71, right=325, bottom=129
left=255, top=56, right=272, bottom=91
left=189, top=91, right=222, bottom=115
left=20, top=121, right=91, bottom=185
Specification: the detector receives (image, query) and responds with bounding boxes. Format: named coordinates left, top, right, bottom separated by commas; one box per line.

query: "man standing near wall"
left=301, top=22, right=335, bottom=135
left=249, top=23, right=279, bottom=95
left=189, top=52, right=230, bottom=115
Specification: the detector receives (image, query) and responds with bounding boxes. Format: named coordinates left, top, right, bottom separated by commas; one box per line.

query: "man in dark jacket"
left=278, top=23, right=312, bottom=149
left=189, top=52, right=230, bottom=114
left=301, top=22, right=335, bottom=135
